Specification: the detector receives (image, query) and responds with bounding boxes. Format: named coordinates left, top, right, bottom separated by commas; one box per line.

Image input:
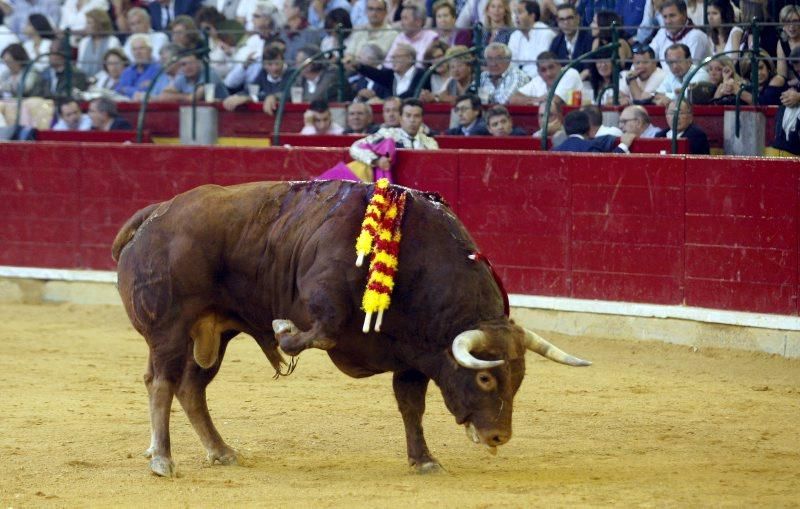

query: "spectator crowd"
left=0, top=0, right=798, bottom=154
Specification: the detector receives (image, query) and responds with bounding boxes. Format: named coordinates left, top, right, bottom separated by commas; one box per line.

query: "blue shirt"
left=150, top=73, right=174, bottom=97
left=307, top=0, right=351, bottom=29
left=172, top=69, right=229, bottom=99
left=115, top=62, right=162, bottom=98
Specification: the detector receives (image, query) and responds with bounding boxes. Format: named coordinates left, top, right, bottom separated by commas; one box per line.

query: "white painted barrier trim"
left=3, top=265, right=798, bottom=332
left=0, top=266, right=117, bottom=283
left=510, top=294, right=800, bottom=332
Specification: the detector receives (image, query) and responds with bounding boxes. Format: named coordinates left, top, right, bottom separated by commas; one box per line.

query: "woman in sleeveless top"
left=481, top=0, right=513, bottom=46
left=706, top=0, right=742, bottom=55
left=776, top=5, right=800, bottom=80
left=78, top=9, right=121, bottom=77
left=22, top=14, right=55, bottom=73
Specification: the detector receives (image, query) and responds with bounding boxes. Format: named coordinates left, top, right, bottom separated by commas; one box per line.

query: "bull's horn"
left=451, top=330, right=505, bottom=370
left=523, top=329, right=592, bottom=367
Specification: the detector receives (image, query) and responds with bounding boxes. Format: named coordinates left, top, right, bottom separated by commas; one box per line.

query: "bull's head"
left=436, top=322, right=591, bottom=455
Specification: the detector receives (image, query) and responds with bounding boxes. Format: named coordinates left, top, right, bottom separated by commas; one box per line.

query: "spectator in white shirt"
left=650, top=0, right=711, bottom=76
left=384, top=3, right=438, bottom=68
left=77, top=8, right=121, bottom=77
left=123, top=8, right=169, bottom=63
left=345, top=0, right=397, bottom=58
left=509, top=50, right=581, bottom=106
left=237, top=0, right=285, bottom=31
left=0, top=8, right=20, bottom=62
left=21, top=14, right=54, bottom=73
left=621, top=43, right=666, bottom=104
left=478, top=42, right=531, bottom=104
left=507, top=0, right=555, bottom=79
left=300, top=99, right=345, bottom=134
left=52, top=97, right=92, bottom=131
left=653, top=42, right=710, bottom=105
left=59, top=0, right=108, bottom=35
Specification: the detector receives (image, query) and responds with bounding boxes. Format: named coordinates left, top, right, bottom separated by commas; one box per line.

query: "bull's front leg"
left=392, top=370, right=442, bottom=473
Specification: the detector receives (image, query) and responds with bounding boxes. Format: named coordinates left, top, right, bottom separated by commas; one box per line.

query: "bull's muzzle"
left=465, top=422, right=509, bottom=455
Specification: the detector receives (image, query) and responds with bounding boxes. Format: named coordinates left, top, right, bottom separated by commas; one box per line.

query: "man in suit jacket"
left=88, top=97, right=133, bottom=131
left=552, top=110, right=636, bottom=153
left=445, top=94, right=490, bottom=136
left=655, top=100, right=710, bottom=154
left=294, top=44, right=354, bottom=103
left=548, top=4, right=593, bottom=78
left=148, top=0, right=203, bottom=31
left=486, top=105, right=528, bottom=136
left=345, top=43, right=427, bottom=99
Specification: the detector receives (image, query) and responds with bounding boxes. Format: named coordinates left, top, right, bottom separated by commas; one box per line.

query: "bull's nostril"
left=490, top=433, right=509, bottom=445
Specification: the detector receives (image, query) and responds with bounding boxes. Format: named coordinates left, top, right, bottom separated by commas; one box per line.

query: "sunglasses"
left=632, top=44, right=653, bottom=55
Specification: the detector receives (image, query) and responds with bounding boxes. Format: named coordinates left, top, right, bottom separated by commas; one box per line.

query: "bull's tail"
left=111, top=203, right=161, bottom=262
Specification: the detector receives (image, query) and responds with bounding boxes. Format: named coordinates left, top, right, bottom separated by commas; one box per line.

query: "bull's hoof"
left=150, top=455, right=176, bottom=477
left=272, top=319, right=300, bottom=336
left=413, top=461, right=445, bottom=474
left=206, top=449, right=240, bottom=466
left=273, top=319, right=336, bottom=356
left=143, top=446, right=154, bottom=458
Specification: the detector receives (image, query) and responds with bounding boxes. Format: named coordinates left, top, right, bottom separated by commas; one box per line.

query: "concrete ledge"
left=511, top=308, right=799, bottom=358
left=0, top=277, right=121, bottom=306
left=2, top=269, right=798, bottom=358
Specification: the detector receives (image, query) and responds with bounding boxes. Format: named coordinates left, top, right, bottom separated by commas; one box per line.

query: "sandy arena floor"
left=0, top=302, right=798, bottom=508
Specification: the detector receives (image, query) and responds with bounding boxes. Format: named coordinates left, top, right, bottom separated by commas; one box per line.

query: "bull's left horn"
left=451, top=330, right=505, bottom=370
left=523, top=329, right=592, bottom=366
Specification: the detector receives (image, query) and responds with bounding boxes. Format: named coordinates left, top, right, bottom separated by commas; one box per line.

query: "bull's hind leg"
left=143, top=350, right=178, bottom=477
left=273, top=281, right=347, bottom=356
left=175, top=335, right=240, bottom=466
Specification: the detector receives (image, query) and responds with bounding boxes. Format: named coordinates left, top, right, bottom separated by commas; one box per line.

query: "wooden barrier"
left=275, top=133, right=688, bottom=153
left=1, top=142, right=797, bottom=315
left=36, top=130, right=153, bottom=143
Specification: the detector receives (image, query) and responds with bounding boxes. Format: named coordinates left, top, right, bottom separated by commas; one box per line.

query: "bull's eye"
left=475, top=371, right=497, bottom=392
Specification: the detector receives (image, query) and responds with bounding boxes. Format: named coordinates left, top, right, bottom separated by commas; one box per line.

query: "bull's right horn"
left=523, top=329, right=592, bottom=366
left=451, top=330, right=505, bottom=370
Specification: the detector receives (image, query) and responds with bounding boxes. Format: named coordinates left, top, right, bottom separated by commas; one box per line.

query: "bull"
left=112, top=180, right=590, bottom=477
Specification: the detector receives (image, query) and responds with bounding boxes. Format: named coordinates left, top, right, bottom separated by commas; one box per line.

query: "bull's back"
left=115, top=180, right=370, bottom=333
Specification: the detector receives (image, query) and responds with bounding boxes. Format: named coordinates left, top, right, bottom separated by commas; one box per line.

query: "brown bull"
left=112, top=180, right=590, bottom=477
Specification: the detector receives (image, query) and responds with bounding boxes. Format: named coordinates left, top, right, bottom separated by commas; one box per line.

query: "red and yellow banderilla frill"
left=355, top=178, right=391, bottom=267
left=355, top=179, right=407, bottom=333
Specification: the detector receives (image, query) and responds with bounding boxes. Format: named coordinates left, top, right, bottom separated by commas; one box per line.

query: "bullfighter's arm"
left=349, top=130, right=386, bottom=164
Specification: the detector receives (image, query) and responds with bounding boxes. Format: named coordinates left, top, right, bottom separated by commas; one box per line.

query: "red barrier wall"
left=2, top=142, right=798, bottom=316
